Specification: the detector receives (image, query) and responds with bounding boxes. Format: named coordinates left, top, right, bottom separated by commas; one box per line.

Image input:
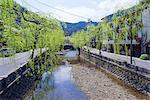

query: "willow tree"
left=110, top=0, right=149, bottom=63
left=71, top=30, right=88, bottom=48
left=0, top=0, right=65, bottom=75
left=96, top=0, right=149, bottom=55
left=71, top=0, right=149, bottom=62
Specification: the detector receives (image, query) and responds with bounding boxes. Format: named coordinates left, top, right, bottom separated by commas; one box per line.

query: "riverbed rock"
left=71, top=64, right=149, bottom=100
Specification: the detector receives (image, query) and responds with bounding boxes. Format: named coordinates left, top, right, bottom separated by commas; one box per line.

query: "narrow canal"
left=24, top=50, right=149, bottom=100
left=25, top=50, right=87, bottom=100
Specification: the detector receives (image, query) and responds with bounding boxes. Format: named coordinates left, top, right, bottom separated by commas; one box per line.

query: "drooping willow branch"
left=13, top=7, right=41, bottom=25
left=21, top=12, right=41, bottom=25
left=1, top=0, right=65, bottom=75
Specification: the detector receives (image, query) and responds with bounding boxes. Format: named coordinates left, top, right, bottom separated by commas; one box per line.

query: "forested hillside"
left=61, top=21, right=98, bottom=36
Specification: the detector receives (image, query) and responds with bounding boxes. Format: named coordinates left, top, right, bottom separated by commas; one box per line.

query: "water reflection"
left=31, top=65, right=87, bottom=100
left=33, top=71, right=55, bottom=100
left=30, top=50, right=87, bottom=100
left=64, top=50, right=78, bottom=58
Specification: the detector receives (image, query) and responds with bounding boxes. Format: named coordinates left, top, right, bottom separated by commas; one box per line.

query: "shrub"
left=139, top=54, right=149, bottom=60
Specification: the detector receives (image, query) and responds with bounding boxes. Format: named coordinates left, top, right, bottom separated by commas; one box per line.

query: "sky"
left=15, top=0, right=140, bottom=23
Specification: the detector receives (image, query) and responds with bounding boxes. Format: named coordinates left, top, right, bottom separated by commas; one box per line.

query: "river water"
left=25, top=50, right=149, bottom=100
left=26, top=50, right=87, bottom=100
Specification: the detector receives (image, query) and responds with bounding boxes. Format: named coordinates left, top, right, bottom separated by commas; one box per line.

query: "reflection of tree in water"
left=33, top=71, right=55, bottom=100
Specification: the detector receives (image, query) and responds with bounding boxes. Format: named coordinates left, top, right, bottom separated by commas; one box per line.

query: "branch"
left=13, top=7, right=41, bottom=25
left=21, top=12, right=41, bottom=25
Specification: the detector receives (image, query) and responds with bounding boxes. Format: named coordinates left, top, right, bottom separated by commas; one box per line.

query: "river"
left=24, top=50, right=149, bottom=100
left=25, top=50, right=87, bottom=100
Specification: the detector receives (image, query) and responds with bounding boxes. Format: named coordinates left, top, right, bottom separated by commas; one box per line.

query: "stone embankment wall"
left=80, top=49, right=150, bottom=95
left=0, top=64, right=35, bottom=99
left=0, top=52, right=48, bottom=99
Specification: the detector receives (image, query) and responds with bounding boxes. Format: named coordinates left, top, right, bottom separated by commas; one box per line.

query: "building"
left=142, top=8, right=150, bottom=55
left=100, top=4, right=150, bottom=57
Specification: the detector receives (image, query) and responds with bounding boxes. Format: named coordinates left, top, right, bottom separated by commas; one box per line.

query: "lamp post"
left=129, top=13, right=133, bottom=64
left=128, top=10, right=134, bottom=65
left=98, top=28, right=101, bottom=55
left=130, top=27, right=133, bottom=64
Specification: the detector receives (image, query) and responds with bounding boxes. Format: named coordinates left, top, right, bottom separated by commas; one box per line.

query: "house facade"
left=100, top=5, right=150, bottom=57
left=142, top=8, right=150, bottom=55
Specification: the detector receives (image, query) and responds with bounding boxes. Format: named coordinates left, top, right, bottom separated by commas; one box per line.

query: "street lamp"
left=130, top=26, right=133, bottom=64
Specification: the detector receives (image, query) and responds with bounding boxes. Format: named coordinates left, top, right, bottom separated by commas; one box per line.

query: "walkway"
left=83, top=46, right=150, bottom=71
left=0, top=49, right=46, bottom=80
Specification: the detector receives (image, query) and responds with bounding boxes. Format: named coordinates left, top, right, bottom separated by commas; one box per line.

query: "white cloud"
left=51, top=0, right=139, bottom=22
left=97, top=0, right=139, bottom=18
left=52, top=6, right=96, bottom=22
left=15, top=0, right=139, bottom=23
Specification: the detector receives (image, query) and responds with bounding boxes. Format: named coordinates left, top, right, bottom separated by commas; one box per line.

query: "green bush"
left=139, top=54, right=149, bottom=60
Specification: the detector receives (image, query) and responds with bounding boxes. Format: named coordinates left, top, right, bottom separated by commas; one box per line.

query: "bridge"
left=64, top=43, right=75, bottom=50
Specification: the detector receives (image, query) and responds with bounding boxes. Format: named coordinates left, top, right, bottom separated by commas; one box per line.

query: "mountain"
left=61, top=21, right=98, bottom=36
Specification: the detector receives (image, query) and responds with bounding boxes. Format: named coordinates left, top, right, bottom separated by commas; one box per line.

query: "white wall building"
left=142, top=8, right=150, bottom=54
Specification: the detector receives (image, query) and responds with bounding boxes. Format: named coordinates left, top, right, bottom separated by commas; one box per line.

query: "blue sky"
left=15, top=0, right=139, bottom=23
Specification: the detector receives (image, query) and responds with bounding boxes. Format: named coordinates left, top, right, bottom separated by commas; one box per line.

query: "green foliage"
left=71, top=0, right=149, bottom=56
left=71, top=30, right=88, bottom=48
left=140, top=54, right=149, bottom=60
left=0, top=0, right=65, bottom=74
left=71, top=23, right=102, bottom=49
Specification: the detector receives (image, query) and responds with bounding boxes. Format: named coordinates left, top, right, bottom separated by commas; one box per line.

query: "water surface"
left=29, top=50, right=87, bottom=100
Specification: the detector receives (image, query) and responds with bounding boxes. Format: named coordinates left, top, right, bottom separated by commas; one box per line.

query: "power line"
left=21, top=0, right=64, bottom=19
left=21, top=0, right=90, bottom=21
left=21, top=0, right=45, bottom=13
left=36, top=0, right=90, bottom=20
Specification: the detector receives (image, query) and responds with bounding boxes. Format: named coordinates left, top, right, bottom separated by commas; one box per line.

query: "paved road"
left=0, top=49, right=46, bottom=80
left=84, top=46, right=150, bottom=71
